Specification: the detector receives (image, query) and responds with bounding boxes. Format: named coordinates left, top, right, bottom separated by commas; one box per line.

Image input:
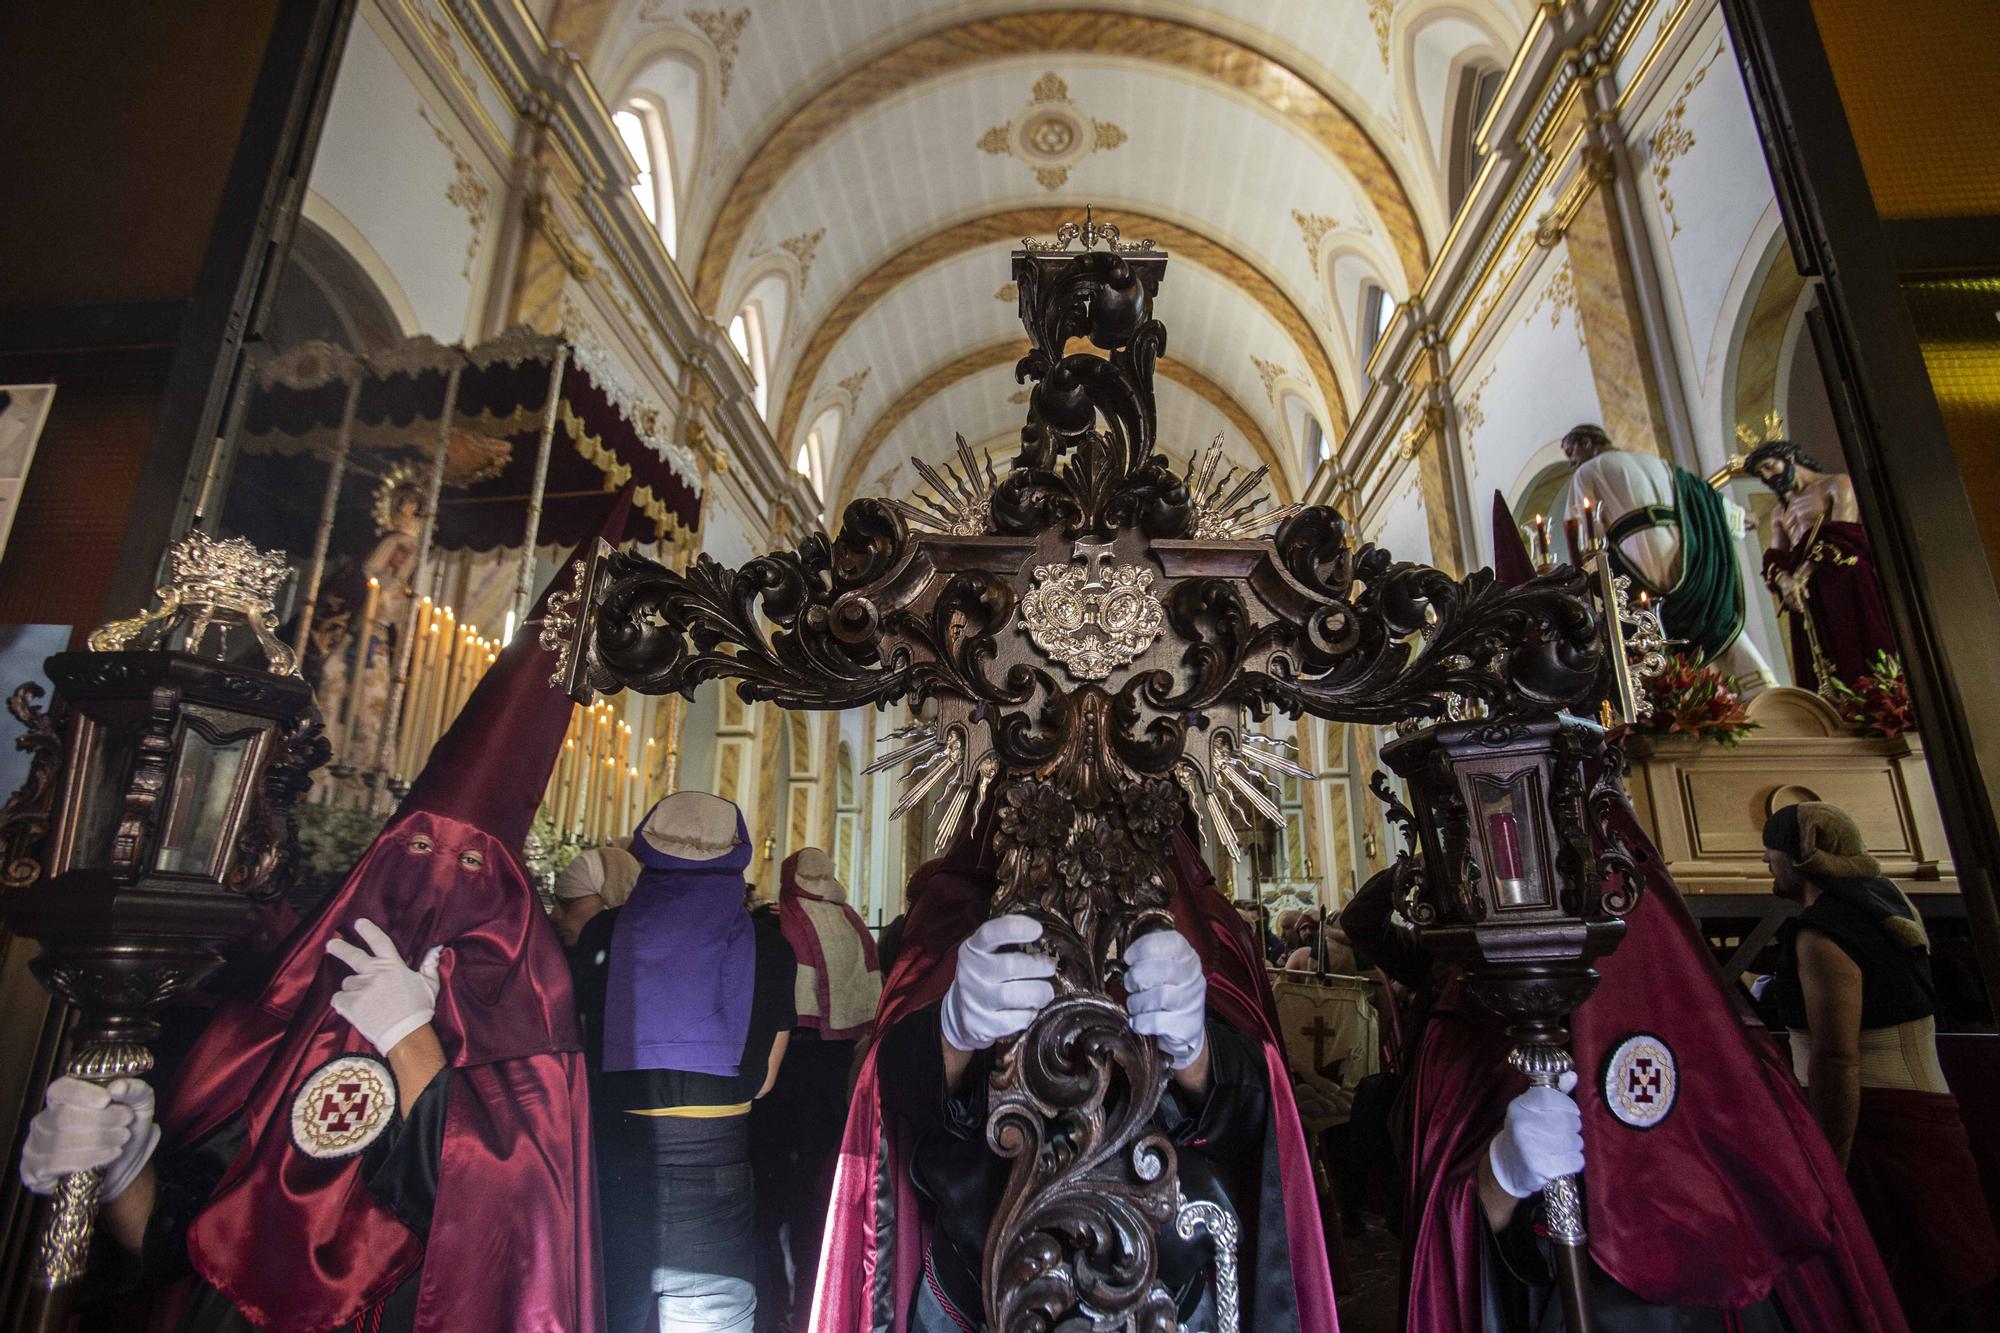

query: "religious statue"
left=1745, top=434, right=1899, bottom=693
left=309, top=464, right=425, bottom=772
left=1561, top=424, right=1773, bottom=690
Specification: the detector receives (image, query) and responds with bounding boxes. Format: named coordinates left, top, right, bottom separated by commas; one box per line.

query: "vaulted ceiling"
left=578, top=0, right=1529, bottom=513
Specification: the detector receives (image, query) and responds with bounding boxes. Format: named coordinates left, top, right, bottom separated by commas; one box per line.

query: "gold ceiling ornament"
left=683, top=7, right=750, bottom=100
left=834, top=366, right=870, bottom=407
left=779, top=226, right=826, bottom=289
left=1370, top=0, right=1398, bottom=68
left=89, top=531, right=300, bottom=675
left=976, top=72, right=1126, bottom=191
left=995, top=281, right=1019, bottom=303
left=1292, top=210, right=1340, bottom=278
left=1250, top=353, right=1290, bottom=405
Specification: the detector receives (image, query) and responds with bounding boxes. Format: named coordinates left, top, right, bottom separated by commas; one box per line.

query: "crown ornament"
left=1020, top=205, right=1157, bottom=255
left=1735, top=410, right=1786, bottom=451
left=89, top=530, right=300, bottom=675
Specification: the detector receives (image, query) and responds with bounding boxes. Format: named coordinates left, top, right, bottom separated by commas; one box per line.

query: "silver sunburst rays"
left=885, top=434, right=998, bottom=537
left=864, top=719, right=996, bottom=853
left=1172, top=731, right=1313, bottom=861
left=1186, top=436, right=1301, bottom=540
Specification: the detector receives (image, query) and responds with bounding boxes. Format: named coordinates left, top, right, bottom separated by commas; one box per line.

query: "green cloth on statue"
left=1606, top=466, right=1746, bottom=664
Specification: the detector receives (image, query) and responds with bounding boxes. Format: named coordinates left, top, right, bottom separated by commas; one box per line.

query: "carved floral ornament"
left=563, top=219, right=1608, bottom=1330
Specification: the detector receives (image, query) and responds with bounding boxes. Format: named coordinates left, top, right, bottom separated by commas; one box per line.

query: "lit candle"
left=1486, top=810, right=1532, bottom=906
left=348, top=576, right=382, bottom=764
left=1531, top=514, right=1551, bottom=566
left=1581, top=496, right=1598, bottom=550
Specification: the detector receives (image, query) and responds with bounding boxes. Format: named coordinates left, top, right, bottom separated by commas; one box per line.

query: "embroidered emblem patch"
left=1603, top=1032, right=1677, bottom=1130
left=290, top=1055, right=395, bottom=1160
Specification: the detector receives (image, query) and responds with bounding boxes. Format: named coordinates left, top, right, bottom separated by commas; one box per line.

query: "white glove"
left=20, top=1076, right=159, bottom=1202
left=1124, top=929, right=1209, bottom=1071
left=327, top=918, right=442, bottom=1056
left=940, top=915, right=1057, bottom=1053
left=1488, top=1072, right=1585, bottom=1200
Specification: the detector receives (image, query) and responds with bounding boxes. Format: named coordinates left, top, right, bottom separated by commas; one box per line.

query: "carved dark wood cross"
left=559, top=219, right=1604, bottom=1332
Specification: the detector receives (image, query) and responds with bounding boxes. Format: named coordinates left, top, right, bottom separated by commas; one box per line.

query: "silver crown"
left=90, top=531, right=299, bottom=675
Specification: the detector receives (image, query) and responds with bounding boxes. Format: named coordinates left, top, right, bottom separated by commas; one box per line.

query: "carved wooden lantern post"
left=1379, top=714, right=1638, bottom=1333
left=554, top=215, right=1607, bottom=1330
left=2, top=532, right=325, bottom=1325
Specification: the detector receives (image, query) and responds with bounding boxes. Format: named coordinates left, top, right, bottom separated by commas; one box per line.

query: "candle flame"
left=368, top=576, right=380, bottom=587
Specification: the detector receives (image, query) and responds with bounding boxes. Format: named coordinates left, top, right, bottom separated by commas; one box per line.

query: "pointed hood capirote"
left=161, top=487, right=632, bottom=1333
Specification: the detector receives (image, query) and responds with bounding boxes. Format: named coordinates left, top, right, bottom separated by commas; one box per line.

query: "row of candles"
left=327, top=594, right=674, bottom=840
left=547, top=696, right=673, bottom=844
left=1526, top=495, right=1603, bottom=572
left=395, top=596, right=501, bottom=780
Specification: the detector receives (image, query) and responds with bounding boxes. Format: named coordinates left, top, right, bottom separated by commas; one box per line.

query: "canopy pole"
left=512, top=345, right=570, bottom=628
left=291, top=373, right=363, bottom=657
left=373, top=360, right=464, bottom=793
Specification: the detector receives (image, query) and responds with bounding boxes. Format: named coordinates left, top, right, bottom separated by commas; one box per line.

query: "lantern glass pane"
left=154, top=725, right=255, bottom=877
left=67, top=722, right=139, bottom=873
left=1470, top=769, right=1548, bottom=910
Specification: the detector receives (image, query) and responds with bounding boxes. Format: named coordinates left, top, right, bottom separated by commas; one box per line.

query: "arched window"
left=1446, top=63, right=1506, bottom=214
left=729, top=306, right=769, bottom=417
left=1360, top=283, right=1396, bottom=359
left=1303, top=416, right=1331, bottom=471
left=612, top=99, right=677, bottom=258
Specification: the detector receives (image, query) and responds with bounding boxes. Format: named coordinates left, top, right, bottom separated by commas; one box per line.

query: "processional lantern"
left=556, top=211, right=1613, bottom=1330
left=1, top=531, right=325, bottom=1310
left=1376, top=712, right=1637, bottom=1333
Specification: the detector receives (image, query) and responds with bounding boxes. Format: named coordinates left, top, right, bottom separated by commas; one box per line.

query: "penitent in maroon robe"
left=1763, top=518, right=1898, bottom=692
left=1399, top=796, right=1907, bottom=1332
left=808, top=821, right=1339, bottom=1333
left=154, top=490, right=632, bottom=1332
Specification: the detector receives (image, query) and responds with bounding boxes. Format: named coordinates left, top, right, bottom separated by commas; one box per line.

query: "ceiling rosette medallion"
left=977, top=71, right=1127, bottom=190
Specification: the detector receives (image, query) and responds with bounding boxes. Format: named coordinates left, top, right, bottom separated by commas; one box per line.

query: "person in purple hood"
left=567, top=790, right=797, bottom=1333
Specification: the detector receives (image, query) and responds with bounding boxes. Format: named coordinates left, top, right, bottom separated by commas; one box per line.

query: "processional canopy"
left=562, top=216, right=1622, bottom=1330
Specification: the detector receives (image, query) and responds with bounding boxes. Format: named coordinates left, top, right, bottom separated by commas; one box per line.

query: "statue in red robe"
left=1748, top=438, right=1900, bottom=692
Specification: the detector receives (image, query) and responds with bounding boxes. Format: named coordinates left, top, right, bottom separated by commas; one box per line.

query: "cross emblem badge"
left=290, top=1055, right=395, bottom=1160
left=1603, top=1033, right=1677, bottom=1130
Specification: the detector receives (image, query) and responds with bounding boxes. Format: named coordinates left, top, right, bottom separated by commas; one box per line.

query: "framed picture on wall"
left=0, top=385, right=56, bottom=561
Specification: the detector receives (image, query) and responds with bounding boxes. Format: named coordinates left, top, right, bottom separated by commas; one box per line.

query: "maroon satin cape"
left=1400, top=800, right=1906, bottom=1331
left=159, top=491, right=630, bottom=1332
left=779, top=850, right=882, bottom=1041
left=808, top=828, right=1338, bottom=1333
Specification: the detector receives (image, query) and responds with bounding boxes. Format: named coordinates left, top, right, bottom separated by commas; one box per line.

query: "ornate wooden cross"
left=560, top=219, right=1610, bottom=1330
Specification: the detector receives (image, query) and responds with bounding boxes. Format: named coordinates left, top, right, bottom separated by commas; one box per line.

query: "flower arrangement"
left=1825, top=651, right=1916, bottom=739
left=1638, top=650, right=1759, bottom=748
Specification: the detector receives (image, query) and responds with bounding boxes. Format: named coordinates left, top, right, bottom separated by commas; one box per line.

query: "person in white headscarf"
left=751, top=848, right=883, bottom=1328
left=551, top=842, right=642, bottom=946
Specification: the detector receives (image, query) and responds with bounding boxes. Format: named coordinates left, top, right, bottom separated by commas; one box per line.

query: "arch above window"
left=612, top=98, right=677, bottom=258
